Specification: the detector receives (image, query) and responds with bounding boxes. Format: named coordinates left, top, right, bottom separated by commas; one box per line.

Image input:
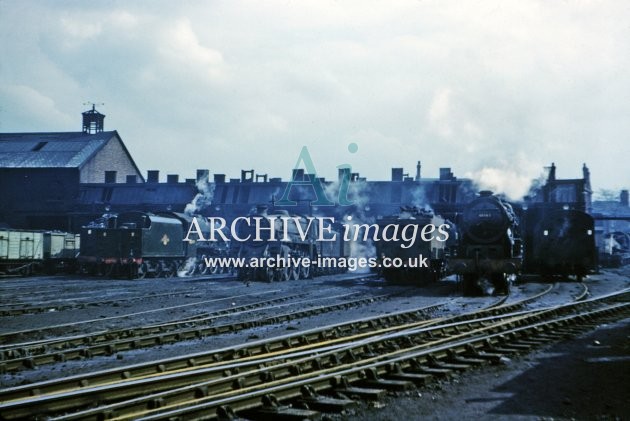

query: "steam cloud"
left=185, top=178, right=215, bottom=215
left=465, top=156, right=545, bottom=201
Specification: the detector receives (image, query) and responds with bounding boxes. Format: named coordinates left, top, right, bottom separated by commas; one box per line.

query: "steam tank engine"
left=235, top=207, right=349, bottom=282
left=450, top=191, right=521, bottom=295
left=523, top=206, right=597, bottom=279
left=374, top=207, right=451, bottom=284
left=78, top=211, right=217, bottom=279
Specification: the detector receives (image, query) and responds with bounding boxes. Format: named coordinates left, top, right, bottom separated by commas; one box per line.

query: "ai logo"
left=276, top=144, right=358, bottom=206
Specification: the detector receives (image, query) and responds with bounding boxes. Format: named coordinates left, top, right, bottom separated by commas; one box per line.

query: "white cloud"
left=0, top=1, right=629, bottom=190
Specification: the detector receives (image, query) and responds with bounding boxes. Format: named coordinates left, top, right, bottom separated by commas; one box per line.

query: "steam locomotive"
left=522, top=205, right=597, bottom=279
left=235, top=207, right=350, bottom=282
left=449, top=191, right=522, bottom=296
left=374, top=207, right=452, bottom=284
left=78, top=212, right=228, bottom=279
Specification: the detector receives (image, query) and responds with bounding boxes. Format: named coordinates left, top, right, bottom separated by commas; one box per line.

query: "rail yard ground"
left=0, top=268, right=629, bottom=420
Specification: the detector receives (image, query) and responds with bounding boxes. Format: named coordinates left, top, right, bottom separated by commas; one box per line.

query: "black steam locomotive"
left=235, top=207, right=350, bottom=282
left=522, top=205, right=597, bottom=279
left=78, top=212, right=227, bottom=279
left=450, top=191, right=522, bottom=296
left=374, top=207, right=452, bottom=284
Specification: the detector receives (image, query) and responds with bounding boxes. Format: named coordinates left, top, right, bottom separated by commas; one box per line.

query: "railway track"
left=0, top=289, right=222, bottom=317
left=0, top=281, right=552, bottom=373
left=3, top=285, right=618, bottom=420
left=0, top=291, right=395, bottom=372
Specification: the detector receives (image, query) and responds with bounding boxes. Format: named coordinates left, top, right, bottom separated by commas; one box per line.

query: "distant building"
left=0, top=106, right=144, bottom=229
left=0, top=105, right=477, bottom=231
left=526, top=162, right=592, bottom=213
left=592, top=189, right=630, bottom=235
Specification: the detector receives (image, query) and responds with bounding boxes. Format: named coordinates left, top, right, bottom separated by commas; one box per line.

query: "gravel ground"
left=1, top=268, right=628, bottom=419
left=346, top=317, right=630, bottom=420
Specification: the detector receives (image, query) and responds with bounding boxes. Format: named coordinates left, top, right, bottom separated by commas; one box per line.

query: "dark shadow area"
left=485, top=318, right=630, bottom=419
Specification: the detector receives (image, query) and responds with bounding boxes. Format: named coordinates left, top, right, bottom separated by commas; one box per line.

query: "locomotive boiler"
left=450, top=191, right=522, bottom=295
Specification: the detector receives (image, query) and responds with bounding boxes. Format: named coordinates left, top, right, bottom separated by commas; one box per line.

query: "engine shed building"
left=0, top=107, right=144, bottom=230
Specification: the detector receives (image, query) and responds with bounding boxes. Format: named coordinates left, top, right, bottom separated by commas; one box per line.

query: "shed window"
left=32, top=141, right=48, bottom=151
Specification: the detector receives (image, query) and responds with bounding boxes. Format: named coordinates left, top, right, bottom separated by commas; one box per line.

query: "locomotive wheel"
left=78, top=264, right=90, bottom=275
left=299, top=264, right=311, bottom=280
left=104, top=263, right=115, bottom=278
left=136, top=263, right=147, bottom=280
left=264, top=267, right=276, bottom=282
left=278, top=265, right=290, bottom=281
left=198, top=256, right=211, bottom=275
left=462, top=274, right=483, bottom=296
left=152, top=262, right=162, bottom=279
left=95, top=263, right=108, bottom=277
left=19, top=265, right=31, bottom=277
left=162, top=262, right=175, bottom=278
left=491, top=274, right=509, bottom=295
left=289, top=265, right=300, bottom=280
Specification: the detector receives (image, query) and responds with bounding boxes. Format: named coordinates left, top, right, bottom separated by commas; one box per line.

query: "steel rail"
left=54, top=300, right=630, bottom=421
left=0, top=293, right=392, bottom=373
left=0, top=307, right=548, bottom=419
left=0, top=300, right=445, bottom=403
left=1, top=287, right=620, bottom=419
left=0, top=290, right=283, bottom=343
left=128, top=302, right=630, bottom=421
left=0, top=292, right=311, bottom=352
left=0, top=283, right=570, bottom=403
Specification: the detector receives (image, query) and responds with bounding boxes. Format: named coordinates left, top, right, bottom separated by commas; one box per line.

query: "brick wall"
left=80, top=134, right=143, bottom=183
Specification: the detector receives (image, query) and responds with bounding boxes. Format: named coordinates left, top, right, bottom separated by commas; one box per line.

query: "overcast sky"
left=1, top=1, right=628, bottom=199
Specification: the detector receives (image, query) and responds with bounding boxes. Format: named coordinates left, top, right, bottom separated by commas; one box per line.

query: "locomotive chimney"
left=547, top=162, right=556, bottom=182
left=415, top=161, right=421, bottom=181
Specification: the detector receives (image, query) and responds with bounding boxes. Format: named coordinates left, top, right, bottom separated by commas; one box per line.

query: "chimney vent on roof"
left=82, top=103, right=105, bottom=134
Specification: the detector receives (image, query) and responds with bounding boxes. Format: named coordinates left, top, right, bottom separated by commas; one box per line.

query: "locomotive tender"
left=450, top=191, right=522, bottom=295
left=522, top=205, right=597, bottom=279
left=374, top=207, right=451, bottom=284
left=78, top=211, right=227, bottom=279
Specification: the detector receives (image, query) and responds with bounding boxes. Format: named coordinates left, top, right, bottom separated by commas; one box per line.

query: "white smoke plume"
left=177, top=257, right=197, bottom=277
left=409, top=185, right=433, bottom=212
left=465, top=156, right=545, bottom=201
left=326, top=179, right=376, bottom=262
left=185, top=178, right=215, bottom=215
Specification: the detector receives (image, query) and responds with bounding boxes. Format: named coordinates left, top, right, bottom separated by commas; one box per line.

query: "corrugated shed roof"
left=77, top=184, right=198, bottom=206
left=0, top=131, right=115, bottom=168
